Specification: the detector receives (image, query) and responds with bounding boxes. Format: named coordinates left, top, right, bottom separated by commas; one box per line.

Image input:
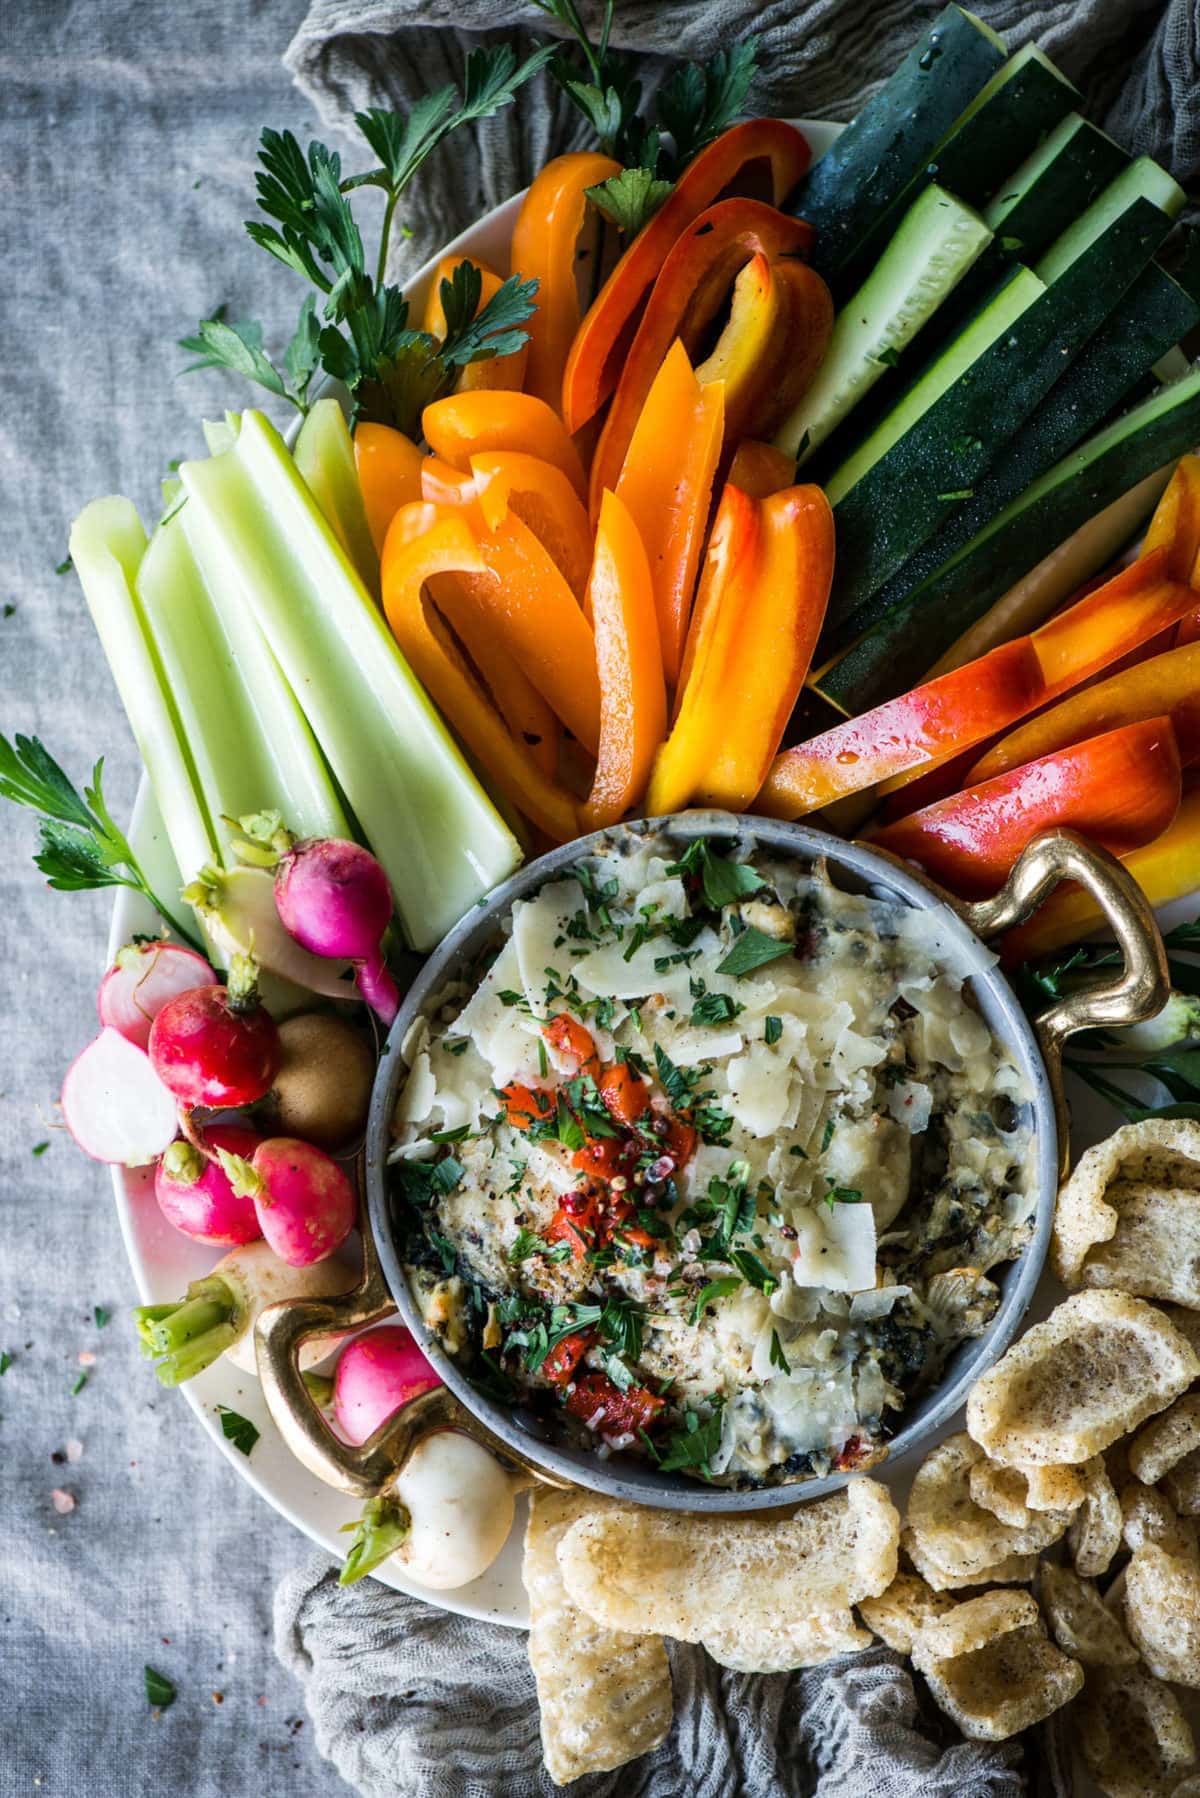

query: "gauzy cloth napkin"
left=273, top=2, right=1199, bottom=1793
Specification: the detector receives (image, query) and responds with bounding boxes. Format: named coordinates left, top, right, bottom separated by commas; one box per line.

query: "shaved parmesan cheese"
left=792, top=1201, right=878, bottom=1293
left=886, top=1079, right=932, bottom=1133
left=455, top=938, right=543, bottom=1082
left=667, top=1026, right=744, bottom=1067
left=851, top=1285, right=909, bottom=1323
left=511, top=881, right=583, bottom=1011
left=396, top=1050, right=436, bottom=1124
left=898, top=903, right=998, bottom=981
left=726, top=1051, right=793, bottom=1136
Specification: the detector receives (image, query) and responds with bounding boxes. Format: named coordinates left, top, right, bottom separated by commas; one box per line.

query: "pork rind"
left=1024, top=1463, right=1087, bottom=1512
left=1120, top=1481, right=1199, bottom=1558
left=969, top=1458, right=1085, bottom=1528
left=524, top=1489, right=672, bottom=1786
left=1166, top=1447, right=1200, bottom=1516
left=1037, top=1563, right=1137, bottom=1668
left=906, top=1433, right=1069, bottom=1581
left=966, top=1290, right=1199, bottom=1466
left=857, top=1572, right=955, bottom=1655
left=1067, top=1457, right=1123, bottom=1578
left=1076, top=1664, right=1197, bottom=1798
left=909, top=1590, right=1082, bottom=1741
left=1124, top=1544, right=1200, bottom=1688
left=1129, top=1393, right=1200, bottom=1485
left=556, top=1479, right=898, bottom=1673
left=902, top=1529, right=1038, bottom=1593
left=1052, top=1117, right=1200, bottom=1298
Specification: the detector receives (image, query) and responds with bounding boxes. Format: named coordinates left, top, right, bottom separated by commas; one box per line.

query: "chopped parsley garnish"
left=821, top=1118, right=836, bottom=1153
left=94, top=1306, right=110, bottom=1329
left=694, top=1103, right=734, bottom=1146
left=71, top=1372, right=88, bottom=1395
left=653, top=1043, right=697, bottom=1111
left=667, top=839, right=766, bottom=909
left=537, top=1036, right=549, bottom=1077
left=824, top=1180, right=863, bottom=1211
left=395, top=1154, right=465, bottom=1205
left=144, top=1666, right=176, bottom=1709
left=508, top=1227, right=571, bottom=1264
left=497, top=988, right=529, bottom=1009
left=769, top=1329, right=791, bottom=1373
left=729, top=1247, right=777, bottom=1294
left=215, top=1404, right=260, bottom=1456
left=444, top=1036, right=469, bottom=1056
left=764, top=1015, right=782, bottom=1046
left=0, top=1351, right=11, bottom=1375
left=599, top=1295, right=644, bottom=1361
left=603, top=1352, right=636, bottom=1391
left=429, top=1124, right=470, bottom=1143
left=689, top=1275, right=741, bottom=1325
left=655, top=1401, right=725, bottom=1478
left=32, top=1140, right=49, bottom=1157
left=717, top=926, right=792, bottom=978
left=690, top=991, right=743, bottom=1027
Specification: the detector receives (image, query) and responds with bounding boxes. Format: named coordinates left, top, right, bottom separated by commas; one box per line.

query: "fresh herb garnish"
left=599, top=1295, right=644, bottom=1361
left=729, top=1247, right=777, bottom=1294
left=94, top=1306, right=110, bottom=1329
left=689, top=1275, right=741, bottom=1325
left=821, top=1118, right=836, bottom=1153
left=70, top=1372, right=88, bottom=1395
left=824, top=1181, right=863, bottom=1211
left=653, top=1043, right=697, bottom=1112
left=690, top=991, right=743, bottom=1027
left=656, top=1401, right=725, bottom=1478
left=769, top=1328, right=791, bottom=1373
left=0, top=1351, right=11, bottom=1375
left=395, top=1153, right=464, bottom=1205
left=717, top=926, right=792, bottom=978
left=508, top=1227, right=572, bottom=1264
left=144, top=1666, right=177, bottom=1709
left=216, top=1405, right=260, bottom=1456
left=32, top=1140, right=49, bottom=1157
left=667, top=838, right=766, bottom=909
left=429, top=1125, right=471, bottom=1144
left=764, top=1016, right=782, bottom=1046
left=585, top=165, right=673, bottom=233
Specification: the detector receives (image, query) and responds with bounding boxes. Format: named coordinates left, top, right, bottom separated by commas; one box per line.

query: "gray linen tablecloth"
left=2, top=0, right=1197, bottom=1793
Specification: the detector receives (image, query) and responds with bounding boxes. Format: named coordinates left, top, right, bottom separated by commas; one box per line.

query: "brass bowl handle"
left=955, top=830, right=1169, bottom=1172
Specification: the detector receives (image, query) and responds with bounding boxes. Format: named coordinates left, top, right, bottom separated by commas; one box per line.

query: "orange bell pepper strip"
left=509, top=151, right=623, bottom=410
left=870, top=718, right=1182, bottom=899
left=696, top=256, right=833, bottom=449
left=1003, top=784, right=1200, bottom=965
left=420, top=254, right=529, bottom=393
left=728, top=438, right=796, bottom=499
left=614, top=339, right=724, bottom=686
left=758, top=637, right=1048, bottom=820
left=1145, top=454, right=1200, bottom=583
left=420, top=455, right=480, bottom=507
left=582, top=491, right=666, bottom=828
left=421, top=390, right=587, bottom=500
left=425, top=569, right=561, bottom=779
left=587, top=199, right=817, bottom=516
left=470, top=451, right=593, bottom=603
left=354, top=424, right=424, bottom=557
left=966, top=641, right=1200, bottom=786
left=562, top=119, right=813, bottom=432
left=694, top=485, right=835, bottom=810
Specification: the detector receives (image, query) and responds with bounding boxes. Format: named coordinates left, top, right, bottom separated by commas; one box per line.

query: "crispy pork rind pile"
left=902, top=1433, right=1069, bottom=1590
left=965, top=1290, right=1199, bottom=1465
left=1123, top=1542, right=1200, bottom=1688
left=1075, top=1664, right=1197, bottom=1798
left=908, top=1589, right=1083, bottom=1740
left=1066, top=1457, right=1124, bottom=1578
left=969, top=1457, right=1085, bottom=1527
left=555, top=1479, right=898, bottom=1673
left=1052, top=1118, right=1200, bottom=1301
left=1120, top=1481, right=1198, bottom=1558
left=856, top=1572, right=955, bottom=1654
left=1036, top=1563, right=1137, bottom=1668
left=523, top=1489, right=672, bottom=1787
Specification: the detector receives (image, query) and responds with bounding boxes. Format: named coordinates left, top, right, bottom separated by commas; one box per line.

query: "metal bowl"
left=255, top=813, right=1167, bottom=1514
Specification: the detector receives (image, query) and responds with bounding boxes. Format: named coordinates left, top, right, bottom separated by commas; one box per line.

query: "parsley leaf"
left=653, top=1043, right=697, bottom=1112
left=729, top=1247, right=777, bottom=1294
left=0, top=1351, right=12, bottom=1375
left=216, top=1405, right=260, bottom=1456
left=667, top=839, right=766, bottom=908
left=586, top=166, right=673, bottom=235
left=764, top=1016, right=782, bottom=1046
left=32, top=1140, right=49, bottom=1157
left=689, top=1275, right=741, bottom=1325
left=690, top=991, right=743, bottom=1027
left=655, top=41, right=758, bottom=173
left=656, top=1401, right=725, bottom=1477
left=769, top=1328, right=791, bottom=1373
left=144, top=1666, right=176, bottom=1709
left=717, top=927, right=792, bottom=978
left=94, top=1306, right=110, bottom=1329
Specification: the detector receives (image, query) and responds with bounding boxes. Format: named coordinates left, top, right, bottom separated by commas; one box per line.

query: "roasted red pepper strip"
left=542, top=1329, right=595, bottom=1386
left=542, top=1014, right=600, bottom=1077
left=498, top=1084, right=555, bottom=1130
left=564, top=1372, right=665, bottom=1440
left=509, top=151, right=623, bottom=410
left=588, top=198, right=817, bottom=516
left=563, top=119, right=812, bottom=432
left=582, top=491, right=667, bottom=828
left=871, top=717, right=1182, bottom=898
left=546, top=1194, right=600, bottom=1261
left=598, top=1063, right=650, bottom=1126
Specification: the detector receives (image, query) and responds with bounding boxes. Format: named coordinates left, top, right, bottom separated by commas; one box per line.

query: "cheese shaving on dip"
left=391, top=832, right=1035, bottom=1488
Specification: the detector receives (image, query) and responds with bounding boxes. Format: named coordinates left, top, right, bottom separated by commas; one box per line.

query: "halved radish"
left=98, top=940, right=217, bottom=1050
left=61, top=1028, right=178, bottom=1165
left=185, top=864, right=356, bottom=1001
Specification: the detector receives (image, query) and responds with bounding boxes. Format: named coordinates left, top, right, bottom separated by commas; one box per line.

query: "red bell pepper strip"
left=509, top=151, right=623, bottom=410
left=581, top=490, right=667, bottom=828
left=422, top=391, right=587, bottom=500
left=562, top=119, right=812, bottom=432
left=614, top=339, right=724, bottom=686
left=587, top=199, right=816, bottom=516
left=870, top=717, right=1182, bottom=898
left=564, top=1372, right=665, bottom=1440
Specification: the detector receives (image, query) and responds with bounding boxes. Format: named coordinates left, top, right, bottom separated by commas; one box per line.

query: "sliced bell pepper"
left=1003, top=785, right=1200, bottom=964
left=587, top=198, right=817, bottom=515
left=697, top=255, right=833, bottom=448
left=420, top=455, right=479, bottom=507
left=598, top=1062, right=650, bottom=1126
left=1031, top=546, right=1195, bottom=698
left=426, top=568, right=561, bottom=780
left=509, top=151, right=623, bottom=411
left=421, top=391, right=587, bottom=500
left=562, top=119, right=813, bottom=432
left=380, top=503, right=581, bottom=840
left=470, top=450, right=593, bottom=603
left=582, top=490, right=666, bottom=829
left=870, top=718, right=1182, bottom=899
left=966, top=641, right=1200, bottom=786
left=354, top=423, right=424, bottom=557
left=758, top=637, right=1048, bottom=819
left=695, top=485, right=835, bottom=810
left=421, top=254, right=529, bottom=393
left=1145, top=454, right=1200, bottom=583
left=614, top=339, right=724, bottom=686
left=727, top=438, right=796, bottom=499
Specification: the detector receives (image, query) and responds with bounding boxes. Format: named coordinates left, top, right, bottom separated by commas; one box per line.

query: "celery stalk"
left=178, top=410, right=522, bottom=949
left=293, top=398, right=380, bottom=598
left=136, top=506, right=351, bottom=862
left=68, top=497, right=216, bottom=888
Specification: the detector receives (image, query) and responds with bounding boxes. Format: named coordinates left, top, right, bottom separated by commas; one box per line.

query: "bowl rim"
left=364, top=809, right=1059, bottom=1512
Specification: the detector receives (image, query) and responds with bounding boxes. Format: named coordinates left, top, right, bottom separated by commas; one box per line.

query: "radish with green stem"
left=218, top=1137, right=356, bottom=1265
left=333, top=1325, right=440, bottom=1445
left=339, top=1432, right=516, bottom=1588
left=99, top=940, right=217, bottom=1051
left=148, top=954, right=280, bottom=1109
left=134, top=1240, right=359, bottom=1384
left=264, top=828, right=400, bottom=1025
left=184, top=863, right=356, bottom=1001
left=61, top=1028, right=179, bottom=1165
left=155, top=1126, right=263, bottom=1245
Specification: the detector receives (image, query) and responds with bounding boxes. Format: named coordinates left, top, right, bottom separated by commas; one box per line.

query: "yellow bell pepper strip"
left=582, top=491, right=665, bottom=828
left=422, top=391, right=587, bottom=500
left=1144, top=454, right=1200, bottom=582
left=509, top=152, right=623, bottom=412
left=727, top=438, right=796, bottom=499
left=965, top=641, right=1200, bottom=787
left=354, top=424, right=425, bottom=557
left=1003, top=783, right=1200, bottom=965
left=587, top=199, right=819, bottom=518
left=870, top=718, right=1182, bottom=900
left=695, top=485, right=835, bottom=810
left=420, top=455, right=479, bottom=508
left=614, top=339, right=725, bottom=687
left=562, top=119, right=814, bottom=433
left=380, top=503, right=579, bottom=842
left=757, top=638, right=1048, bottom=820
left=426, top=569, right=561, bottom=781
left=420, top=255, right=529, bottom=393
left=470, top=451, right=593, bottom=603
left=645, top=482, right=761, bottom=817
left=1030, top=546, right=1195, bottom=698
left=696, top=256, right=833, bottom=451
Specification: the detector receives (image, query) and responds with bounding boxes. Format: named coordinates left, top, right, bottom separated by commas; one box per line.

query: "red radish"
left=273, top=838, right=399, bottom=1025
left=61, top=1028, right=178, bottom=1165
left=148, top=954, right=280, bottom=1109
left=218, top=1137, right=356, bottom=1265
left=155, top=1125, right=264, bottom=1245
left=134, top=1240, right=360, bottom=1384
left=98, top=940, right=217, bottom=1050
left=333, top=1325, right=440, bottom=1445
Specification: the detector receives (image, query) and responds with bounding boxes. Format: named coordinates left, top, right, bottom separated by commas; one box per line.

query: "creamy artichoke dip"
left=391, top=831, right=1035, bottom=1487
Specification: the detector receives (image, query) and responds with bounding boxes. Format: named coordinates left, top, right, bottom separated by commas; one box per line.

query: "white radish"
left=134, top=1239, right=360, bottom=1384
left=340, top=1431, right=516, bottom=1590
left=183, top=863, right=356, bottom=1001
left=98, top=940, right=217, bottom=1050
left=61, top=1028, right=178, bottom=1166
